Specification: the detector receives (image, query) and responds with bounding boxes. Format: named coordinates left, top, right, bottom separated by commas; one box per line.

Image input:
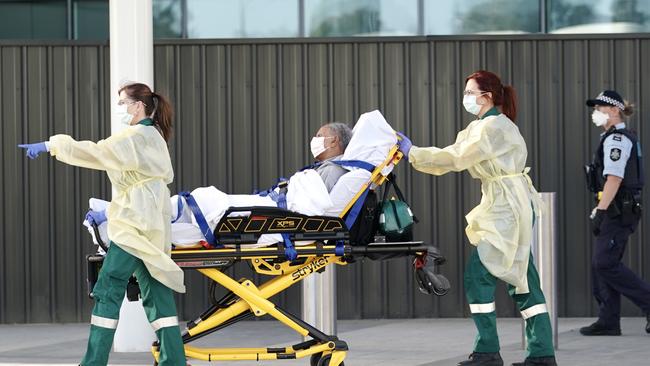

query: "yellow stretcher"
left=86, top=146, right=450, bottom=366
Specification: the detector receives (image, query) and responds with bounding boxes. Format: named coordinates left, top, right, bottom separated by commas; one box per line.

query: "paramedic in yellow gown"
left=398, top=71, right=556, bottom=366
left=18, top=83, right=186, bottom=366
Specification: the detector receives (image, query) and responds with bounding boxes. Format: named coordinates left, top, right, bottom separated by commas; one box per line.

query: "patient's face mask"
left=310, top=136, right=334, bottom=159
left=592, top=109, right=609, bottom=127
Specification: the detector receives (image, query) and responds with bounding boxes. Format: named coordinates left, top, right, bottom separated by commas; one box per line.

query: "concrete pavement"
left=0, top=318, right=648, bottom=365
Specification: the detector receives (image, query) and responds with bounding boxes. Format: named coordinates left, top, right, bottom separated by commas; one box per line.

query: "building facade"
left=1, top=0, right=649, bottom=40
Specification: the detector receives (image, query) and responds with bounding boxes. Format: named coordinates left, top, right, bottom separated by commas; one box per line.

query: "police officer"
left=582, top=90, right=650, bottom=336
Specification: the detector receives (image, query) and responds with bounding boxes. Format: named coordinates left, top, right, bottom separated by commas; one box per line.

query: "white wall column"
left=109, top=0, right=154, bottom=133
left=109, top=0, right=156, bottom=352
left=302, top=267, right=337, bottom=336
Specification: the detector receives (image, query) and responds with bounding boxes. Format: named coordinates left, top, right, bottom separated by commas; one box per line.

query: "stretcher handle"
left=91, top=222, right=109, bottom=252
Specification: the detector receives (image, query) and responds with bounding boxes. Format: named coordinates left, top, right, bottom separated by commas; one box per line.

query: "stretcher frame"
left=87, top=145, right=449, bottom=366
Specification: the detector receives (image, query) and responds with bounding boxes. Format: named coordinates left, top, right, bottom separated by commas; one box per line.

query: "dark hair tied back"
left=118, top=83, right=173, bottom=142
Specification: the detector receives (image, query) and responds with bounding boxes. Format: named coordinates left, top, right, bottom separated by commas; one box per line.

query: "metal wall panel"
left=3, top=34, right=650, bottom=323
left=2, top=46, right=27, bottom=323
left=1, top=45, right=110, bottom=324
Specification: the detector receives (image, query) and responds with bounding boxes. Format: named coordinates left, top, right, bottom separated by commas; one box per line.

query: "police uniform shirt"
left=602, top=123, right=633, bottom=179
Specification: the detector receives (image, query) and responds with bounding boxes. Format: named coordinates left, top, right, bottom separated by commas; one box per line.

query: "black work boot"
left=511, top=356, right=558, bottom=366
left=458, top=352, right=504, bottom=366
left=646, top=313, right=650, bottom=334
left=579, top=321, right=621, bottom=336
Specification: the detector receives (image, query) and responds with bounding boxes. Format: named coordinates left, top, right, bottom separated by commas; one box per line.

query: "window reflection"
left=73, top=0, right=109, bottom=40
left=424, top=0, right=540, bottom=35
left=154, top=0, right=182, bottom=38
left=0, top=0, right=67, bottom=39
left=187, top=0, right=299, bottom=38
left=306, top=0, right=418, bottom=37
left=548, top=0, right=649, bottom=33
left=0, top=0, right=648, bottom=40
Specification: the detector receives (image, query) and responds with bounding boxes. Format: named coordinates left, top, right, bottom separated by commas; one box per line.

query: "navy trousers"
left=592, top=214, right=650, bottom=328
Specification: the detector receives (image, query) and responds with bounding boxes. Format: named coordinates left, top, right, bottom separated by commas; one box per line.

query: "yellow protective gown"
left=48, top=124, right=185, bottom=293
left=409, top=112, right=541, bottom=294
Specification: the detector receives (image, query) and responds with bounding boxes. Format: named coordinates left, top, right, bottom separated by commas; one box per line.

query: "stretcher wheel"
left=310, top=353, right=322, bottom=366
left=415, top=267, right=450, bottom=296
left=317, top=354, right=345, bottom=366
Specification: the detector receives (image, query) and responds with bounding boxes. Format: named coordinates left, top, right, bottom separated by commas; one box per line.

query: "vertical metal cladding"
left=2, top=35, right=650, bottom=323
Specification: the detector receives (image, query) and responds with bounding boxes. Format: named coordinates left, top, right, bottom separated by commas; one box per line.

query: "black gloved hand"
left=590, top=208, right=606, bottom=236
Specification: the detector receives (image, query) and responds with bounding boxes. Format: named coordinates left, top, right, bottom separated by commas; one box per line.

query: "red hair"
left=465, top=70, right=517, bottom=122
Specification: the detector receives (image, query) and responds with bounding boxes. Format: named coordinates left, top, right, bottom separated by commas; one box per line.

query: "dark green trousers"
left=81, top=242, right=186, bottom=366
left=464, top=249, right=554, bottom=358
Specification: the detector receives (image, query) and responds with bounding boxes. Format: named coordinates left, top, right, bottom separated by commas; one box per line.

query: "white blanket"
left=171, top=169, right=332, bottom=247
left=85, top=109, right=398, bottom=249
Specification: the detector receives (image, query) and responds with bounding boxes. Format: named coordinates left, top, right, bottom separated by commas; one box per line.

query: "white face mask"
left=592, top=110, right=609, bottom=127
left=463, top=95, right=482, bottom=115
left=116, top=104, right=133, bottom=126
left=310, top=136, right=334, bottom=159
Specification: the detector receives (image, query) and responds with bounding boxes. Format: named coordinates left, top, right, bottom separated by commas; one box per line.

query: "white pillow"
left=327, top=110, right=397, bottom=217
left=342, top=110, right=397, bottom=167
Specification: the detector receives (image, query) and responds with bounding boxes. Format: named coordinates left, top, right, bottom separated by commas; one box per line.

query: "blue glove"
left=18, top=142, right=48, bottom=159
left=396, top=132, right=413, bottom=160
left=85, top=209, right=107, bottom=226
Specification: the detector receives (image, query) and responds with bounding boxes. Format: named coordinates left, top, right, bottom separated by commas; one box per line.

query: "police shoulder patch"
left=610, top=148, right=622, bottom=161
left=613, top=135, right=622, bottom=142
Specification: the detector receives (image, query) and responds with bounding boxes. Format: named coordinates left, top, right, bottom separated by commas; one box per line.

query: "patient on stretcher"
left=85, top=110, right=397, bottom=249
